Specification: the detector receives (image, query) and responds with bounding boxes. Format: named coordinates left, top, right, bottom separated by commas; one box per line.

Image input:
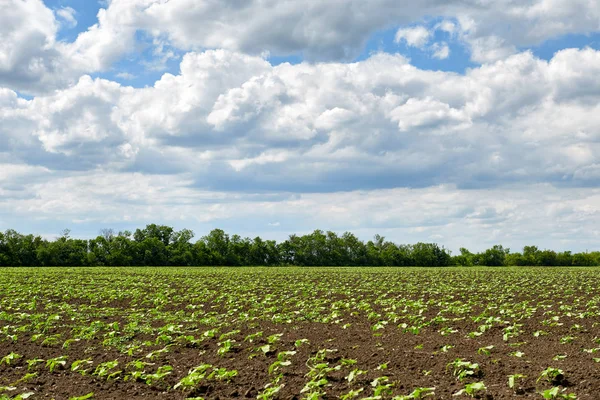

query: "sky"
left=1, top=0, right=600, bottom=252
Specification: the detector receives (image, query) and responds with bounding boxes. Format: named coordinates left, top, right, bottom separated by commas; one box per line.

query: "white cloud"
left=56, top=7, right=77, bottom=29
left=0, top=0, right=65, bottom=93
left=1, top=172, right=600, bottom=252
left=116, top=72, right=136, bottom=80
left=0, top=163, right=50, bottom=183
left=117, top=0, right=600, bottom=63
left=394, top=26, right=432, bottom=48
left=0, top=0, right=600, bottom=250
left=30, top=75, right=125, bottom=156
left=436, top=20, right=457, bottom=35
left=124, top=0, right=600, bottom=63
left=467, top=34, right=518, bottom=64
left=2, top=0, right=600, bottom=94
left=431, top=42, right=451, bottom=59
left=1, top=48, right=600, bottom=193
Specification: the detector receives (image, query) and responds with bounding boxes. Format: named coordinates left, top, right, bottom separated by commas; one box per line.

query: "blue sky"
left=1, top=0, right=600, bottom=251
left=43, top=1, right=600, bottom=83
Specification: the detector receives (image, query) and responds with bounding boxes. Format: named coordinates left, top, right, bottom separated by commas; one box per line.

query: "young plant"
left=268, top=351, right=295, bottom=375
left=340, top=388, right=364, bottom=399
left=174, top=364, right=213, bottom=390
left=267, top=333, right=283, bottom=344
left=46, top=356, right=68, bottom=373
left=244, top=331, right=263, bottom=342
left=393, top=387, right=435, bottom=399
left=26, top=358, right=44, bottom=371
left=217, top=339, right=236, bottom=356
left=256, top=383, right=284, bottom=400
left=0, top=353, right=22, bottom=365
left=13, top=373, right=37, bottom=384
left=93, top=360, right=121, bottom=380
left=71, top=359, right=93, bottom=375
left=560, top=336, right=576, bottom=344
left=210, top=367, right=238, bottom=381
left=541, top=387, right=577, bottom=400
left=295, top=338, right=310, bottom=348
left=447, top=358, right=480, bottom=381
left=537, top=367, right=564, bottom=384
left=371, top=376, right=394, bottom=397
left=453, top=382, right=486, bottom=398
left=441, top=344, right=455, bottom=353
left=142, top=365, right=173, bottom=385
left=508, top=374, right=526, bottom=390
left=68, top=393, right=94, bottom=400
left=346, top=368, right=367, bottom=383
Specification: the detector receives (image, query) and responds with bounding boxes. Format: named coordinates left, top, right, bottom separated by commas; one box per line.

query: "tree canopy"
left=0, top=224, right=598, bottom=266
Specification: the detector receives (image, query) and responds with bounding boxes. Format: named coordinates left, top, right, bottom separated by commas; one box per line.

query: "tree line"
left=0, top=224, right=598, bottom=267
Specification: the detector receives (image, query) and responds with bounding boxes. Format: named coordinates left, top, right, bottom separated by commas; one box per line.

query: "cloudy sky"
left=2, top=0, right=600, bottom=251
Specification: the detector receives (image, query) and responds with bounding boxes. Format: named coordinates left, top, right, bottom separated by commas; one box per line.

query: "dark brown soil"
left=1, top=267, right=599, bottom=399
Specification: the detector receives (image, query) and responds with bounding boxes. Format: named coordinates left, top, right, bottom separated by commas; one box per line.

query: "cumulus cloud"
left=2, top=48, right=600, bottom=194
left=1, top=171, right=600, bottom=252
left=3, top=0, right=600, bottom=93
left=431, top=42, right=450, bottom=59
left=436, top=20, right=457, bottom=35
left=1, top=0, right=600, bottom=250
left=111, top=0, right=600, bottom=63
left=116, top=72, right=136, bottom=80
left=56, top=6, right=77, bottom=29
left=0, top=0, right=65, bottom=93
left=394, top=26, right=432, bottom=48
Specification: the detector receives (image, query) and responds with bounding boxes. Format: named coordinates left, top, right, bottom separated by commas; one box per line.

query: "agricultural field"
left=1, top=268, right=600, bottom=399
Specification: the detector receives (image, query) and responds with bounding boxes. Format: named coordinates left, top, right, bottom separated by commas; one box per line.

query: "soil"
left=0, top=267, right=599, bottom=399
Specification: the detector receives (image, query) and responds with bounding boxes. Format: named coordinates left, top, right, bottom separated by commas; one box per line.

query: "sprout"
left=453, top=382, right=486, bottom=397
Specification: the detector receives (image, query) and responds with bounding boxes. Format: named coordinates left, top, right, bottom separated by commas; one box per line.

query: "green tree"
left=480, top=245, right=509, bottom=266
left=453, top=248, right=474, bottom=266
left=203, top=229, right=229, bottom=265
left=168, top=229, right=195, bottom=266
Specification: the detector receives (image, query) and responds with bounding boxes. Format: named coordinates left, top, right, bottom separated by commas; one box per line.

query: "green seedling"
left=268, top=351, right=296, bottom=375
left=346, top=368, right=367, bottom=383
left=93, top=360, right=121, bottom=379
left=508, top=374, right=526, bottom=389
left=12, top=373, right=37, bottom=384
left=174, top=364, right=236, bottom=389
left=26, top=358, right=44, bottom=371
left=244, top=331, right=263, bottom=342
left=393, top=387, right=435, bottom=399
left=217, top=339, right=236, bottom=356
left=267, top=333, right=283, bottom=344
left=340, top=388, right=364, bottom=399
left=256, top=383, right=284, bottom=400
left=447, top=358, right=480, bottom=381
left=537, top=367, right=564, bottom=384
left=46, top=356, right=68, bottom=373
left=71, top=359, right=93, bottom=375
left=541, top=387, right=577, bottom=399
left=371, top=376, right=394, bottom=397
left=1, top=353, right=21, bottom=365
left=453, top=382, right=486, bottom=397
left=560, top=336, right=576, bottom=344
left=69, top=393, right=94, bottom=400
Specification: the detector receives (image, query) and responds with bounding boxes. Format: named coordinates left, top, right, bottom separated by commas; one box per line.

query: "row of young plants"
left=1, top=267, right=600, bottom=398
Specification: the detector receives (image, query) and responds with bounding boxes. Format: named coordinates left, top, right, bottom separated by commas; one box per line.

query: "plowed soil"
left=1, top=267, right=599, bottom=400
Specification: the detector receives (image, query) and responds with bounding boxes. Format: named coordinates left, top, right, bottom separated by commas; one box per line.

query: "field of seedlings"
left=1, top=267, right=600, bottom=400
